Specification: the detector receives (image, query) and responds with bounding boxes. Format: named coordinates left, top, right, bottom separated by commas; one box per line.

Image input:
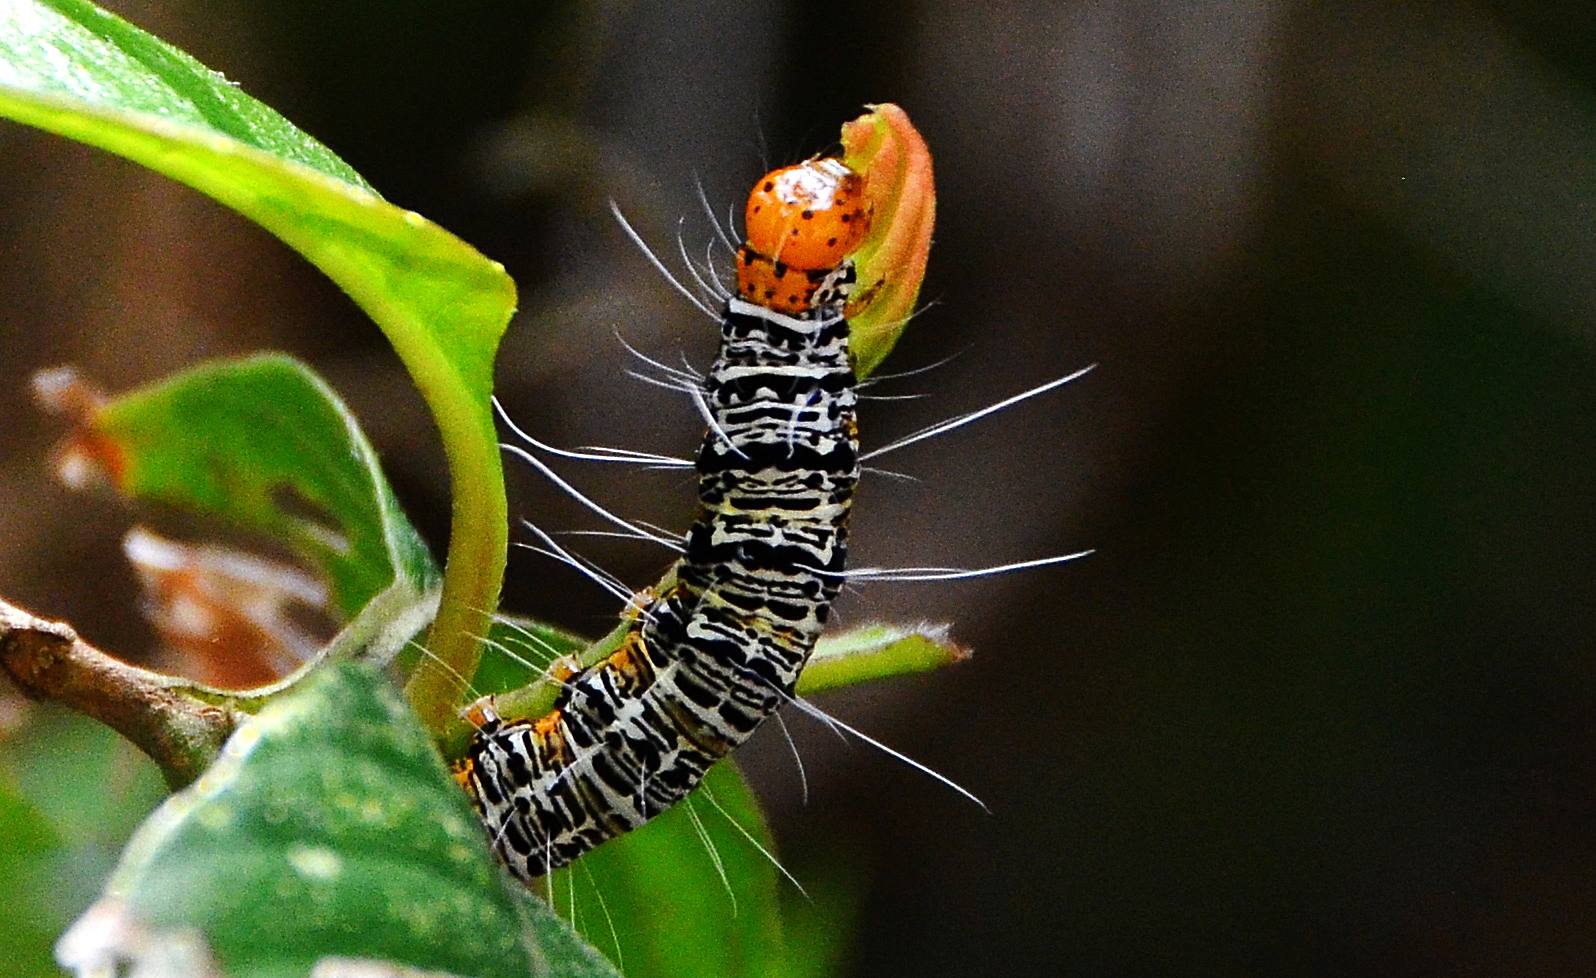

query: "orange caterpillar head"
left=736, top=158, right=870, bottom=315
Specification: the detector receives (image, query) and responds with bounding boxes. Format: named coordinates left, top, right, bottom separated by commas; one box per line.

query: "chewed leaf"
left=0, top=0, right=514, bottom=729
left=841, top=103, right=937, bottom=378
left=43, top=356, right=439, bottom=672
left=122, top=528, right=333, bottom=689
left=61, top=662, right=622, bottom=978
left=796, top=623, right=970, bottom=696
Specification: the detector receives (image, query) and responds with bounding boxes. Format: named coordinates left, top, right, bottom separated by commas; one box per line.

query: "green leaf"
left=796, top=622, right=970, bottom=695
left=61, top=662, right=622, bottom=978
left=89, top=354, right=440, bottom=666
left=0, top=0, right=514, bottom=729
left=0, top=710, right=168, bottom=978
left=468, top=614, right=591, bottom=699
left=550, top=763, right=787, bottom=978
left=0, top=783, right=64, bottom=978
left=2, top=708, right=168, bottom=854
left=771, top=856, right=866, bottom=978
left=510, top=889, right=631, bottom=978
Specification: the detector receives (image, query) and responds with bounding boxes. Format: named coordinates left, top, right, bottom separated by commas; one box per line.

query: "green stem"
left=404, top=385, right=506, bottom=732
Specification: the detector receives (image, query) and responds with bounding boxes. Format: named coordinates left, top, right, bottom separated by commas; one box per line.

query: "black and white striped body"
left=464, top=291, right=860, bottom=879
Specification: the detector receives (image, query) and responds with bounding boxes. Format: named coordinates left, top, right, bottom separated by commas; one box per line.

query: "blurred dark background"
left=6, top=1, right=1596, bottom=974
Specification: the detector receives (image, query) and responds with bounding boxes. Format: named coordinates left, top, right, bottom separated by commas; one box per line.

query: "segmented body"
left=460, top=158, right=869, bottom=879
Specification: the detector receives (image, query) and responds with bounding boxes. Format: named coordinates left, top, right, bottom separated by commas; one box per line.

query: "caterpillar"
left=457, top=154, right=873, bottom=880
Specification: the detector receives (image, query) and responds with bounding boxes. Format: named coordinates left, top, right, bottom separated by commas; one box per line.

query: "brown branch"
left=0, top=597, right=241, bottom=788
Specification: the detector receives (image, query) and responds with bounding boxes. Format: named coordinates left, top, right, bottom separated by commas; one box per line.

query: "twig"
left=0, top=597, right=240, bottom=788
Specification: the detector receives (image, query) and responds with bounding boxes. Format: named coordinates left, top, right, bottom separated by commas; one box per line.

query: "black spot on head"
left=763, top=180, right=774, bottom=192
left=840, top=213, right=852, bottom=223
left=827, top=237, right=837, bottom=247
left=801, top=209, right=813, bottom=219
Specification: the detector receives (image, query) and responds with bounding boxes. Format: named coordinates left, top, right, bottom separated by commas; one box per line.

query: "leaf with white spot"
left=61, top=662, right=622, bottom=978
